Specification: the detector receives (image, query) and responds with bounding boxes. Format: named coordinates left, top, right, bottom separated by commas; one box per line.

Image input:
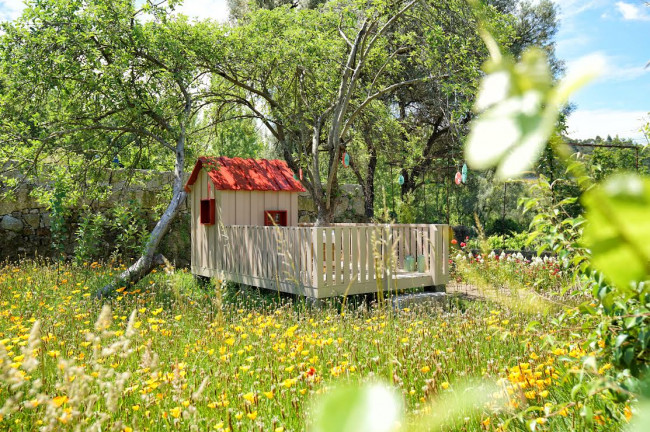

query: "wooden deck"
left=191, top=223, right=450, bottom=299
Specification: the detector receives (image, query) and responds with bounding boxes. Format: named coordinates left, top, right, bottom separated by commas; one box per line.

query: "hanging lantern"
left=461, top=163, right=468, bottom=184
left=398, top=174, right=405, bottom=186
left=455, top=171, right=462, bottom=185
left=342, top=152, right=350, bottom=167
left=299, top=168, right=303, bottom=180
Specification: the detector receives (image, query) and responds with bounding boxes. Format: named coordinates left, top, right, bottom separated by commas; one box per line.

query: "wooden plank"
left=190, top=173, right=196, bottom=269
left=290, top=193, right=299, bottom=226
left=368, top=226, right=377, bottom=281
left=278, top=192, right=291, bottom=221
left=264, top=191, right=278, bottom=212
left=403, top=225, right=409, bottom=265
left=250, top=191, right=264, bottom=225
left=410, top=226, right=416, bottom=266
left=235, top=192, right=250, bottom=226
left=270, top=227, right=277, bottom=279
left=324, top=228, right=332, bottom=286
left=304, top=228, right=313, bottom=287
left=333, top=227, right=342, bottom=285
left=220, top=191, right=236, bottom=226
left=351, top=227, right=359, bottom=282
left=295, top=228, right=303, bottom=286
left=342, top=227, right=351, bottom=284
left=422, top=226, right=430, bottom=273
left=358, top=227, right=367, bottom=282
left=312, top=228, right=323, bottom=288
left=429, top=225, right=436, bottom=282
left=441, top=225, right=450, bottom=283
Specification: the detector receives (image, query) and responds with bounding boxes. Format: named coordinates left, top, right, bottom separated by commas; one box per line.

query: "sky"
left=0, top=0, right=647, bottom=142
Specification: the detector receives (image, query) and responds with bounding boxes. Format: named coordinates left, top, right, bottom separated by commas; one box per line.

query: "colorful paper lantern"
left=461, top=163, right=468, bottom=183
left=455, top=171, right=462, bottom=185
left=342, top=152, right=350, bottom=167
left=398, top=174, right=405, bottom=185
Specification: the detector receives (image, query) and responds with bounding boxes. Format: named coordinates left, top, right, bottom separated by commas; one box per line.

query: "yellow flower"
left=123, top=427, right=133, bottom=432
left=624, top=405, right=632, bottom=422
left=52, top=395, right=68, bottom=407
left=420, top=365, right=430, bottom=373
left=264, top=391, right=274, bottom=399
left=175, top=315, right=182, bottom=321
left=132, top=405, right=140, bottom=411
left=441, top=382, right=449, bottom=390
left=235, top=412, right=244, bottom=420
left=247, top=411, right=258, bottom=420
left=539, top=390, right=549, bottom=398
left=170, top=407, right=182, bottom=419
left=275, top=428, right=285, bottom=432
left=243, top=392, right=255, bottom=403
left=482, top=418, right=490, bottom=427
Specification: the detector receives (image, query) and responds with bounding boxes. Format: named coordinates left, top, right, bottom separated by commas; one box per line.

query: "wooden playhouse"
left=185, top=156, right=450, bottom=299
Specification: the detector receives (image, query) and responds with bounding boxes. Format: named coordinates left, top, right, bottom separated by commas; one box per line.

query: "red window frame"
left=264, top=210, right=288, bottom=227
left=200, top=199, right=215, bottom=225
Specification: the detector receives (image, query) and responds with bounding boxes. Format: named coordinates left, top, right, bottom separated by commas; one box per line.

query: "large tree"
left=194, top=0, right=502, bottom=224
left=0, top=0, right=211, bottom=295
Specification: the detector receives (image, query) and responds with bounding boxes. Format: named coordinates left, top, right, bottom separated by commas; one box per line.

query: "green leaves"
left=465, top=34, right=602, bottom=179
left=582, top=174, right=650, bottom=289
left=311, top=382, right=402, bottom=432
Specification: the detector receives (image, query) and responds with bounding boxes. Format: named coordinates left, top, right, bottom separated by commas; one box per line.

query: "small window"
left=264, top=210, right=287, bottom=227
left=200, top=199, right=215, bottom=225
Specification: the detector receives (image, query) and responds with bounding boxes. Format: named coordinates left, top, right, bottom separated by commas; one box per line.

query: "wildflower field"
left=0, top=259, right=632, bottom=431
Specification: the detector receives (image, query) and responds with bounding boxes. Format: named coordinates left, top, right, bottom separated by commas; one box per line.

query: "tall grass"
left=0, top=260, right=627, bottom=431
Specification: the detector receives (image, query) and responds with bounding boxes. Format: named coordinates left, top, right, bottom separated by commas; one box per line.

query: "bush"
left=485, top=218, right=523, bottom=236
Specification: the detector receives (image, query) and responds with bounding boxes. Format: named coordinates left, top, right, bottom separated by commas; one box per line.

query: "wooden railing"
left=199, top=224, right=449, bottom=297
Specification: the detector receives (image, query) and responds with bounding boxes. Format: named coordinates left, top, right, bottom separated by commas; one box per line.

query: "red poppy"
left=451, top=239, right=458, bottom=245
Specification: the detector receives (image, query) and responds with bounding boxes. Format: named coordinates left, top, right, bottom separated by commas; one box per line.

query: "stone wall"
left=0, top=170, right=365, bottom=264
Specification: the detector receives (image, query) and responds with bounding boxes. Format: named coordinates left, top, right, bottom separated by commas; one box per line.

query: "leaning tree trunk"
left=96, top=135, right=187, bottom=298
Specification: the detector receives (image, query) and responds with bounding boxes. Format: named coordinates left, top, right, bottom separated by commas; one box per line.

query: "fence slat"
left=313, top=228, right=323, bottom=288
left=342, top=227, right=351, bottom=285
left=358, top=227, right=367, bottom=282
left=350, top=228, right=356, bottom=282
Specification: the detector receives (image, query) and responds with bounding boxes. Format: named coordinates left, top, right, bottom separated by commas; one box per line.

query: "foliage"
left=453, top=248, right=571, bottom=294
left=396, top=192, right=417, bottom=224
left=465, top=232, right=532, bottom=251
left=49, top=180, right=70, bottom=261
left=464, top=15, right=650, bottom=427
left=74, top=211, right=107, bottom=264
left=108, top=203, right=150, bottom=261
left=485, top=218, right=524, bottom=236
left=0, top=0, right=215, bottom=291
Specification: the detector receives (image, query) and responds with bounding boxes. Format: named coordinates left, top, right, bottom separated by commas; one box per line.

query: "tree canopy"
left=0, top=0, right=563, bottom=290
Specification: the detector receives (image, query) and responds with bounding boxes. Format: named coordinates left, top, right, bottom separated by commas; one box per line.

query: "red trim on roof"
left=184, top=157, right=306, bottom=193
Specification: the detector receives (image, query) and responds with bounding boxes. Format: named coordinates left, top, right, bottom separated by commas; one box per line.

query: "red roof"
left=185, top=157, right=306, bottom=193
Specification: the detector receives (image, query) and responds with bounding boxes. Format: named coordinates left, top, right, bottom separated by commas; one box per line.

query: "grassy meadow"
left=0, top=260, right=628, bottom=431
